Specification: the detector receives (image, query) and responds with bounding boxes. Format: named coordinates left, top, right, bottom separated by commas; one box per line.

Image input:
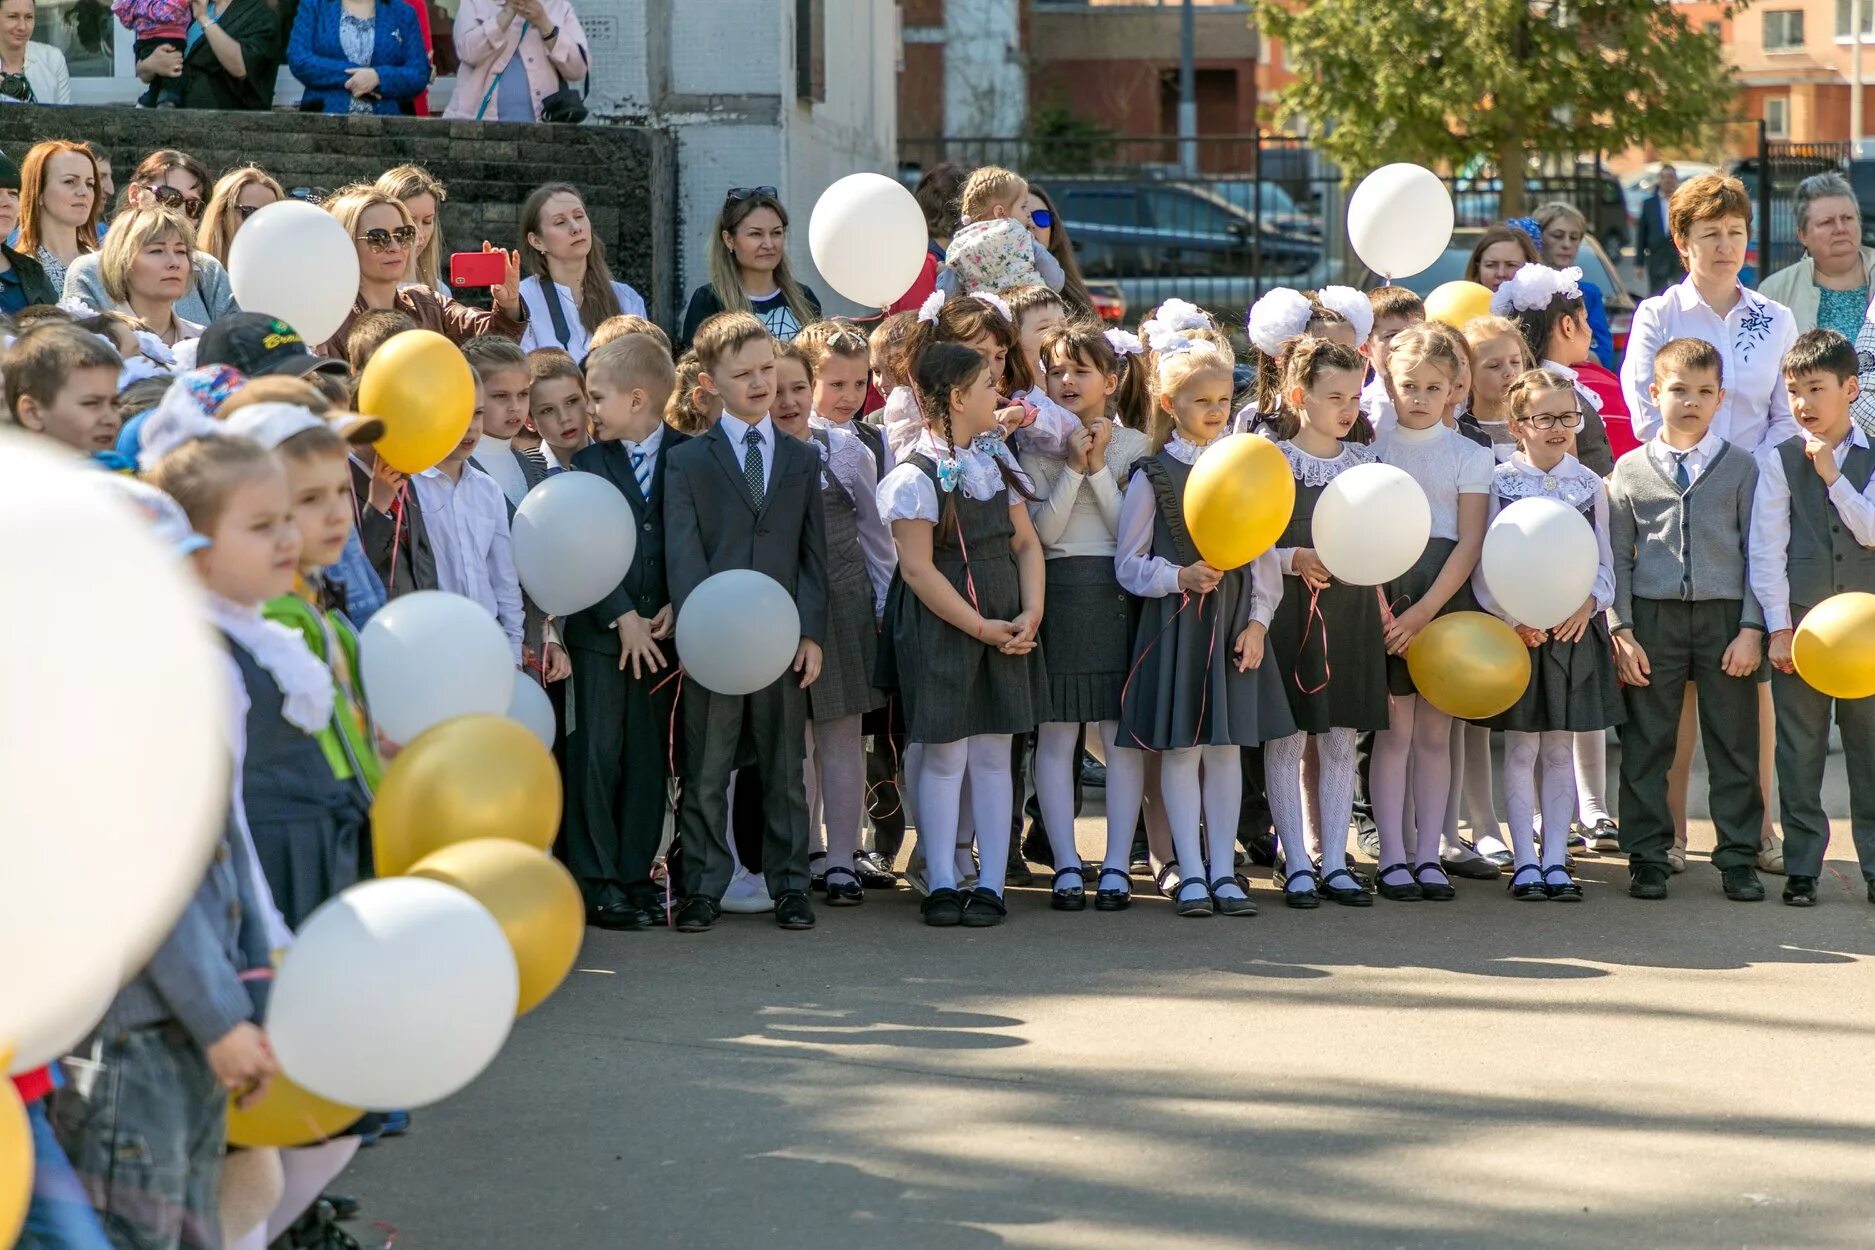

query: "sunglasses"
left=1523, top=411, right=1585, bottom=430
left=235, top=202, right=268, bottom=219
left=288, top=186, right=330, bottom=206
left=357, top=225, right=419, bottom=252
left=725, top=185, right=778, bottom=203
left=147, top=184, right=204, bottom=219
left=1028, top=208, right=1054, bottom=230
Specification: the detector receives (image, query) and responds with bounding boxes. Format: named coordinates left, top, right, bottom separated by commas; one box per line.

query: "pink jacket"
left=442, top=0, right=588, bottom=121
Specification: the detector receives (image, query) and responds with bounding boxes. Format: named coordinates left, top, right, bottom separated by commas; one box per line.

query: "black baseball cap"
left=198, top=313, right=347, bottom=378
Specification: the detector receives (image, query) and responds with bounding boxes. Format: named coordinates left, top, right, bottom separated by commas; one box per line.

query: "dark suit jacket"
left=664, top=420, right=828, bottom=646
left=352, top=458, right=437, bottom=597
left=565, top=427, right=691, bottom=654
left=1637, top=192, right=1685, bottom=295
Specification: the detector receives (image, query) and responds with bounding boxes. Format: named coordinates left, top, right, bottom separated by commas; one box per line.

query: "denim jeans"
left=16, top=1099, right=114, bottom=1250
left=52, top=1026, right=228, bottom=1250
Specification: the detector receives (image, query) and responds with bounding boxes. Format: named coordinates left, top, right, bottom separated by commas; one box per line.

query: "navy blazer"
left=289, top=0, right=429, bottom=115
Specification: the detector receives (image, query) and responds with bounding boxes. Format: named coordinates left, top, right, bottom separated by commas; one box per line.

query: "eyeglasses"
left=288, top=186, right=329, bottom=206
left=1028, top=208, right=1054, bottom=230
left=725, top=185, right=778, bottom=203
left=1523, top=411, right=1585, bottom=430
left=146, top=184, right=204, bottom=219
left=235, top=203, right=267, bottom=219
left=356, top=225, right=419, bottom=252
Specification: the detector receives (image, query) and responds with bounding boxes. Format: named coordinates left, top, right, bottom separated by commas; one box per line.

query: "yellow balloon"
left=410, top=839, right=584, bottom=1015
left=1, top=1045, right=28, bottom=1250
left=227, top=1074, right=362, bottom=1148
left=1181, top=433, right=1295, bottom=571
left=1793, top=591, right=1875, bottom=699
left=1424, top=280, right=1495, bottom=329
left=1406, top=611, right=1532, bottom=720
left=357, top=329, right=475, bottom=474
left=373, top=714, right=563, bottom=876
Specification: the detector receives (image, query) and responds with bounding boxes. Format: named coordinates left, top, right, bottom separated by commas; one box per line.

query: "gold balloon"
left=1406, top=611, right=1532, bottom=720
left=227, top=1075, right=362, bottom=1148
left=357, top=329, right=475, bottom=474
left=373, top=714, right=563, bottom=877
left=1794, top=591, right=1875, bottom=699
left=1, top=1045, right=28, bottom=1250
left=410, top=839, right=584, bottom=1015
left=1182, top=433, right=1296, bottom=571
left=1424, top=280, right=1495, bottom=329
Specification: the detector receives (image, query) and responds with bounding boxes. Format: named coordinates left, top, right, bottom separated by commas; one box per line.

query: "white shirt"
left=719, top=414, right=776, bottom=492
left=7, top=42, right=72, bottom=105
left=519, top=275, right=649, bottom=361
left=1473, top=454, right=1616, bottom=622
left=1748, top=425, right=1875, bottom=633
left=878, top=429, right=1031, bottom=521
left=1019, top=423, right=1151, bottom=559
left=1361, top=374, right=1397, bottom=437
left=1647, top=428, right=1725, bottom=489
left=1376, top=420, right=1495, bottom=541
left=471, top=434, right=530, bottom=508
left=621, top=423, right=665, bottom=492
left=1620, top=277, right=1801, bottom=452
left=411, top=462, right=526, bottom=662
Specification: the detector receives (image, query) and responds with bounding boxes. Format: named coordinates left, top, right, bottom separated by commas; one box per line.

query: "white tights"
left=1265, top=728, right=1356, bottom=893
left=804, top=715, right=865, bottom=873
left=1036, top=721, right=1146, bottom=888
left=1373, top=694, right=1454, bottom=887
left=225, top=1138, right=362, bottom=1250
left=1573, top=729, right=1612, bottom=827
left=917, top=735, right=1012, bottom=894
left=1505, top=730, right=1576, bottom=869
left=1159, top=745, right=1245, bottom=898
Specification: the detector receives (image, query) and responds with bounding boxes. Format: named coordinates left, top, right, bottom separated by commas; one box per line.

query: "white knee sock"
left=265, top=1139, right=362, bottom=1241
left=1202, top=745, right=1246, bottom=898
left=1264, top=731, right=1314, bottom=892
left=1034, top=721, right=1084, bottom=887
left=966, top=734, right=1014, bottom=895
left=1574, top=729, right=1611, bottom=826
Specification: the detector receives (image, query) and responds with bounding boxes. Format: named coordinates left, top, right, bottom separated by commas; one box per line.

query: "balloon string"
left=1295, top=585, right=1330, bottom=696
left=386, top=482, right=408, bottom=598
left=1117, top=590, right=1202, bottom=752
left=861, top=693, right=903, bottom=821
left=652, top=666, right=684, bottom=929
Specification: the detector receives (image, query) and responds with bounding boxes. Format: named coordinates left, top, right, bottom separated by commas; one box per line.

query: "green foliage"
left=1025, top=102, right=1120, bottom=175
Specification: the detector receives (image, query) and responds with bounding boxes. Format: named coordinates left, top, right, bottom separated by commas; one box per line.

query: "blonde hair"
left=98, top=205, right=196, bottom=305
left=326, top=185, right=413, bottom=242
left=587, top=332, right=677, bottom=395
left=794, top=318, right=870, bottom=370
left=1531, top=200, right=1588, bottom=237
left=1461, top=314, right=1524, bottom=352
left=145, top=434, right=280, bottom=534
left=1146, top=340, right=1234, bottom=451
left=704, top=190, right=816, bottom=333
left=959, top=166, right=1027, bottom=222
left=590, top=313, right=672, bottom=355
left=374, top=165, right=448, bottom=291
left=1384, top=323, right=1461, bottom=384
left=199, top=166, right=285, bottom=266
left=1506, top=366, right=1577, bottom=423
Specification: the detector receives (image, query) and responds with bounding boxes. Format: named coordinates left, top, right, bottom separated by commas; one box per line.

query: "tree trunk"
left=1498, top=134, right=1529, bottom=220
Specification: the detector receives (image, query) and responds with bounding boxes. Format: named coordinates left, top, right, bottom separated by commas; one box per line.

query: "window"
left=1704, top=20, right=1722, bottom=37
left=1763, top=9, right=1805, bottom=49
left=1766, top=96, right=1791, bottom=139
left=1839, top=0, right=1875, bottom=38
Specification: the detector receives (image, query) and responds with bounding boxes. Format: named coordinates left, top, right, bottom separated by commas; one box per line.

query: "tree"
left=1256, top=0, right=1741, bottom=215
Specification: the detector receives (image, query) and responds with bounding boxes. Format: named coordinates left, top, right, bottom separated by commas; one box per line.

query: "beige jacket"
left=1756, top=246, right=1875, bottom=333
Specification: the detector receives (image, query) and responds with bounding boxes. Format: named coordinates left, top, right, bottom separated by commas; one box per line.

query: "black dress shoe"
left=855, top=850, right=897, bottom=888
left=1130, top=838, right=1151, bottom=875
left=673, top=896, right=718, bottom=933
left=1021, top=822, right=1054, bottom=869
left=774, top=890, right=816, bottom=929
left=1868, top=877, right=1875, bottom=905
left=1006, top=841, right=1034, bottom=887
left=1628, top=864, right=1669, bottom=900
left=586, top=901, right=651, bottom=931
left=322, top=1193, right=361, bottom=1221
left=960, top=886, right=1008, bottom=927
left=627, top=890, right=669, bottom=928
left=922, top=887, right=964, bottom=926
left=1783, top=875, right=1818, bottom=907
left=1079, top=751, right=1108, bottom=788
left=1721, top=865, right=1765, bottom=902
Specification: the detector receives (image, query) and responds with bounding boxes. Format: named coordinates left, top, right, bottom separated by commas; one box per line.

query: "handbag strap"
left=543, top=275, right=573, bottom=349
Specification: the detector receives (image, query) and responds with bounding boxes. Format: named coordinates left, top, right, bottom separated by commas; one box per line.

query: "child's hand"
left=1291, top=548, right=1332, bottom=592
left=1233, top=620, right=1267, bottom=672
left=1515, top=624, right=1549, bottom=649
left=614, top=611, right=666, bottom=679
left=1177, top=561, right=1222, bottom=594
left=1383, top=604, right=1431, bottom=656
left=648, top=603, right=674, bottom=640
left=1551, top=598, right=1595, bottom=645
left=1804, top=434, right=1843, bottom=486
left=1087, top=416, right=1113, bottom=464
left=1065, top=426, right=1093, bottom=473
left=1722, top=628, right=1764, bottom=678
left=1768, top=628, right=1796, bottom=674
left=1005, top=609, right=1041, bottom=653
left=793, top=639, right=823, bottom=687
left=542, top=640, right=571, bottom=682
left=368, top=459, right=405, bottom=514
left=975, top=618, right=1020, bottom=648
left=1612, top=630, right=1649, bottom=686
left=206, top=1022, right=278, bottom=1111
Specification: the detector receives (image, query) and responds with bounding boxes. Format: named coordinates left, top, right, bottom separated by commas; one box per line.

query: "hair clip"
left=1246, top=287, right=1314, bottom=357
left=1104, top=328, right=1143, bottom=357
left=917, top=290, right=946, bottom=324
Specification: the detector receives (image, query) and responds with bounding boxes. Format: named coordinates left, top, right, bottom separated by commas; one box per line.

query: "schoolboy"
left=663, top=311, right=828, bottom=933
left=528, top=347, right=591, bottom=472
left=1751, top=328, right=1875, bottom=906
left=1362, top=286, right=1426, bottom=437
left=5, top=322, right=122, bottom=454
left=1610, top=337, right=1767, bottom=901
left=589, top=313, right=673, bottom=356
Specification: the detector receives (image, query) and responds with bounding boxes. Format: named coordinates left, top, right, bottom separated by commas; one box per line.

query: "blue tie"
left=1671, top=450, right=1692, bottom=493
left=629, top=447, right=651, bottom=496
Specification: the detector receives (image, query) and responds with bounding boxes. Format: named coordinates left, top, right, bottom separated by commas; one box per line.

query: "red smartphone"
left=449, top=251, right=507, bottom=288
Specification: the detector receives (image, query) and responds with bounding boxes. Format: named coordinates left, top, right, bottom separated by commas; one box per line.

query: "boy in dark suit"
left=664, top=312, right=828, bottom=933
left=563, top=335, right=686, bottom=930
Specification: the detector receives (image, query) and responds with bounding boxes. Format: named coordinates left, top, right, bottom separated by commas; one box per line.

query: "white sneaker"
left=719, top=867, right=774, bottom=914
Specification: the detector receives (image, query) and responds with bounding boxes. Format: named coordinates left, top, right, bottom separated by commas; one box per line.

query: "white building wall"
left=943, top=0, right=1025, bottom=136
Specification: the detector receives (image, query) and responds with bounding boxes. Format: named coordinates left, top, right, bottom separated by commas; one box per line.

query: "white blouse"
left=806, top=418, right=896, bottom=614
left=1018, top=422, right=1151, bottom=559
left=877, top=429, right=1031, bottom=524
left=1376, top=420, right=1494, bottom=541
left=1473, top=453, right=1615, bottom=623
left=1619, top=277, right=1801, bottom=452
left=519, top=275, right=650, bottom=361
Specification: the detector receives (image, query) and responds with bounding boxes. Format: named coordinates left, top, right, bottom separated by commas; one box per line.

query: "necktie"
left=629, top=447, right=651, bottom=496
left=742, top=427, right=765, bottom=507
left=1671, top=449, right=1692, bottom=493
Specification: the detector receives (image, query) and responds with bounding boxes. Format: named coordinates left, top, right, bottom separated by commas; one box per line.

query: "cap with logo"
left=198, top=313, right=349, bottom=379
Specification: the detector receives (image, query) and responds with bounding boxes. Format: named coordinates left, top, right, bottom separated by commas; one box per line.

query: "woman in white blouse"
left=0, top=0, right=71, bottom=104
left=1620, top=172, right=1800, bottom=454
left=517, top=182, right=646, bottom=362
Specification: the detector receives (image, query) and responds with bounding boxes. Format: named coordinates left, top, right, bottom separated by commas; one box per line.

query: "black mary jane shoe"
left=1375, top=862, right=1424, bottom=902
left=1541, top=865, right=1583, bottom=903
left=960, top=886, right=1008, bottom=928
left=1050, top=866, right=1088, bottom=912
left=1281, top=868, right=1321, bottom=910
left=1508, top=864, right=1548, bottom=901
left=921, top=887, right=965, bottom=926
left=1211, top=877, right=1258, bottom=917
left=1318, top=867, right=1373, bottom=908
left=823, top=866, right=864, bottom=907
left=1173, top=876, right=1214, bottom=918
left=1155, top=862, right=1184, bottom=898
left=1094, top=866, right=1132, bottom=912
left=1413, top=862, right=1457, bottom=902
left=854, top=850, right=898, bottom=889
left=807, top=851, right=828, bottom=893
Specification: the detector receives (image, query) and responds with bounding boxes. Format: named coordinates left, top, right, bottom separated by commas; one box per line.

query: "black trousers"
left=1237, top=744, right=1272, bottom=843
left=1352, top=732, right=1378, bottom=838
left=1773, top=608, right=1875, bottom=879
left=1615, top=599, right=1764, bottom=873
left=679, top=677, right=811, bottom=900
left=561, top=645, right=672, bottom=908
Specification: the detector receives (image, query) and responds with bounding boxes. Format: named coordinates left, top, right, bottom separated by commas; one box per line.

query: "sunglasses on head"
left=725, top=185, right=778, bottom=204
left=357, top=225, right=419, bottom=252
left=1028, top=208, right=1054, bottom=230
left=288, top=186, right=329, bottom=206
left=147, top=184, right=203, bottom=219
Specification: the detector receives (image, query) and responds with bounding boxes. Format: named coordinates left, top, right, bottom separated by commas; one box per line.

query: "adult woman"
left=1463, top=223, right=1539, bottom=293
left=1530, top=202, right=1613, bottom=368
left=16, top=139, right=98, bottom=294
left=375, top=164, right=448, bottom=294
left=678, top=186, right=820, bottom=349
left=1025, top=182, right=1093, bottom=316
left=0, top=0, right=72, bottom=103
left=288, top=0, right=430, bottom=115
left=63, top=150, right=235, bottom=322
left=315, top=184, right=522, bottom=356
left=100, top=205, right=205, bottom=345
left=517, top=181, right=647, bottom=361
left=886, top=161, right=966, bottom=314
left=134, top=0, right=281, bottom=109
left=197, top=165, right=284, bottom=266
left=1761, top=172, right=1874, bottom=342
left=0, top=151, right=57, bottom=312
left=442, top=0, right=587, bottom=122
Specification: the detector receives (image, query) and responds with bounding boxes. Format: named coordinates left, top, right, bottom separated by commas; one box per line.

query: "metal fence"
left=1744, top=125, right=1853, bottom=277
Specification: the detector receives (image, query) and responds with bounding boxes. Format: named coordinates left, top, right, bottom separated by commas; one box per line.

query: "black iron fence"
left=1742, top=125, right=1853, bottom=277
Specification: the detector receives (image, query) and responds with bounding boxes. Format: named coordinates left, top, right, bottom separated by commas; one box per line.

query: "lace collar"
left=1494, top=453, right=1601, bottom=509
left=1276, top=438, right=1375, bottom=486
left=912, top=429, right=1021, bottom=502
left=1164, top=432, right=1216, bottom=466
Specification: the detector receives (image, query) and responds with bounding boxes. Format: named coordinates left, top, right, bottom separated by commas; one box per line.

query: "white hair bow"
left=1246, top=287, right=1314, bottom=357
left=1490, top=263, right=1584, bottom=316
left=917, top=290, right=946, bottom=324
left=1313, top=285, right=1373, bottom=344
left=1104, top=327, right=1143, bottom=357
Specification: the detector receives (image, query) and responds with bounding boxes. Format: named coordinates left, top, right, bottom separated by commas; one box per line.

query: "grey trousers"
left=678, top=676, right=811, bottom=901
left=1772, top=654, right=1875, bottom=880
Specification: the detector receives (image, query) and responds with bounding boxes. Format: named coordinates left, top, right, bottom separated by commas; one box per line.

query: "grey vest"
left=1776, top=435, right=1875, bottom=612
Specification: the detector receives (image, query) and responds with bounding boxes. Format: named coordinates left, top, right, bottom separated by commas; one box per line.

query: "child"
left=1363, top=286, right=1426, bottom=437
left=885, top=291, right=1063, bottom=462
left=1610, top=337, right=1767, bottom=901
left=664, top=349, right=720, bottom=436
left=868, top=310, right=917, bottom=407
left=1260, top=336, right=1386, bottom=908
left=663, top=311, right=829, bottom=933
left=1017, top=319, right=1152, bottom=909
left=877, top=340, right=1050, bottom=926
left=114, top=0, right=188, bottom=108
left=589, top=312, right=673, bottom=355
left=798, top=317, right=888, bottom=471
left=1371, top=324, right=1493, bottom=901
left=564, top=334, right=685, bottom=930
left=1460, top=315, right=1528, bottom=462
left=941, top=166, right=1065, bottom=297
left=344, top=308, right=416, bottom=377
left=1751, top=328, right=1875, bottom=907
left=1116, top=329, right=1294, bottom=918
left=5, top=322, right=123, bottom=456
left=528, top=347, right=591, bottom=472
left=463, top=336, right=548, bottom=505
left=1007, top=284, right=1068, bottom=374
left=1473, top=369, right=1623, bottom=901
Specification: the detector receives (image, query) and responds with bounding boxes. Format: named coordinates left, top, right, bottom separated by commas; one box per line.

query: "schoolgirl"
left=1115, top=327, right=1294, bottom=918
left=1474, top=369, right=1624, bottom=900
left=1007, top=283, right=1069, bottom=374
left=1371, top=324, right=1494, bottom=902
left=876, top=341, right=1050, bottom=927
left=1460, top=314, right=1529, bottom=462
left=797, top=318, right=890, bottom=471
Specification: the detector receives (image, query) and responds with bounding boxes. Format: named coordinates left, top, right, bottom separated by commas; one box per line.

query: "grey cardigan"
left=60, top=250, right=237, bottom=326
left=1607, top=440, right=1763, bottom=635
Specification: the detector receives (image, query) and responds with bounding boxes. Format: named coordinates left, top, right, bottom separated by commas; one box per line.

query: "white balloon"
left=506, top=675, right=556, bottom=748
left=360, top=591, right=516, bottom=745
left=227, top=200, right=362, bottom=346
left=1481, top=497, right=1600, bottom=631
left=0, top=434, right=227, bottom=1072
left=808, top=173, right=930, bottom=309
left=1347, top=164, right=1455, bottom=281
left=1312, top=463, right=1431, bottom=586
left=675, top=570, right=801, bottom=696
left=267, top=878, right=518, bottom=1110
left=511, top=472, right=636, bottom=615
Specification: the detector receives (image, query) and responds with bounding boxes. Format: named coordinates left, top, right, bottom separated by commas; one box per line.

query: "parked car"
left=1453, top=166, right=1632, bottom=257
left=1173, top=180, right=1321, bottom=241
left=1084, top=279, right=1127, bottom=325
